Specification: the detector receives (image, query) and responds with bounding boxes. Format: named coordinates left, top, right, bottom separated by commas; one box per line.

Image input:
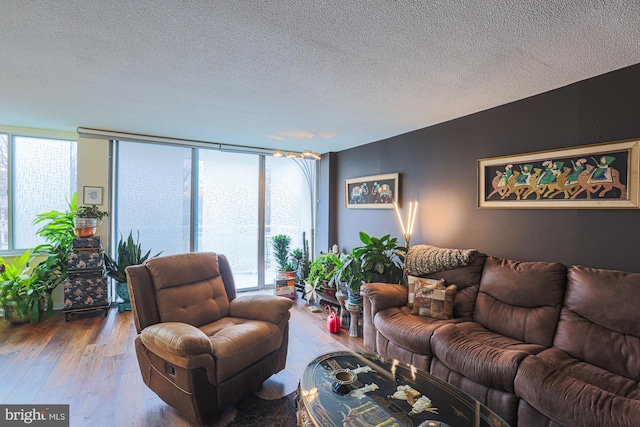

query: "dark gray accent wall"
left=316, top=152, right=338, bottom=256
left=332, top=63, right=640, bottom=273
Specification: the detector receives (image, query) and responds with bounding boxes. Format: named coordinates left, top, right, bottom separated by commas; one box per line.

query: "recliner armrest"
left=140, top=322, right=213, bottom=357
left=361, top=283, right=408, bottom=315
left=229, top=295, right=293, bottom=324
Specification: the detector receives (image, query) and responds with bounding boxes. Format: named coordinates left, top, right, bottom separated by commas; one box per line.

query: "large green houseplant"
left=0, top=193, right=78, bottom=323
left=303, top=252, right=343, bottom=302
left=32, top=193, right=78, bottom=296
left=104, top=231, right=161, bottom=312
left=272, top=232, right=310, bottom=286
left=271, top=234, right=296, bottom=273
left=353, top=231, right=406, bottom=284
left=0, top=250, right=51, bottom=324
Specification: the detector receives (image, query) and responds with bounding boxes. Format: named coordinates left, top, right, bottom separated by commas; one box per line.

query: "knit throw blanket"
left=405, top=245, right=479, bottom=276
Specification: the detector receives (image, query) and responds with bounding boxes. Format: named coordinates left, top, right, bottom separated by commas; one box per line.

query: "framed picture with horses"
left=478, top=139, right=639, bottom=209
left=345, top=172, right=399, bottom=209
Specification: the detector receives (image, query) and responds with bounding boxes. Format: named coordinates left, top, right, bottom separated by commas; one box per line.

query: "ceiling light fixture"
left=272, top=149, right=321, bottom=160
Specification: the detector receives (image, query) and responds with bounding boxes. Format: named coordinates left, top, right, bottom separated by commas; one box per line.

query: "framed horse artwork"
left=345, top=173, right=399, bottom=209
left=478, top=139, right=640, bottom=209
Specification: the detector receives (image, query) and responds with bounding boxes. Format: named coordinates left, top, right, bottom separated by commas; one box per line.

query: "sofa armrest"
left=140, top=322, right=213, bottom=357
left=229, top=295, right=293, bottom=324
left=361, top=283, right=408, bottom=315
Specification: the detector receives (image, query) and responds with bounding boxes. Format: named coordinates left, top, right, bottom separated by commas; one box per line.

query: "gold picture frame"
left=478, top=139, right=640, bottom=209
left=345, top=173, right=399, bottom=209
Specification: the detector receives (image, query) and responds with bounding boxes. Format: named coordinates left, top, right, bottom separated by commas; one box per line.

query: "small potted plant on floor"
left=104, top=231, right=161, bottom=312
left=74, top=205, right=109, bottom=238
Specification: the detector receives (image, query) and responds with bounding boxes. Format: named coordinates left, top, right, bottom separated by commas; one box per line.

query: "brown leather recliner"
left=126, top=252, right=293, bottom=425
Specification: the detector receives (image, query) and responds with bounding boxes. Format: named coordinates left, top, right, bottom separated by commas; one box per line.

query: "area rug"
left=211, top=392, right=298, bottom=427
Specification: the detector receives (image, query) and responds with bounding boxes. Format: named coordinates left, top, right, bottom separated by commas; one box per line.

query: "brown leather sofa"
left=126, top=252, right=293, bottom=425
left=361, top=254, right=640, bottom=427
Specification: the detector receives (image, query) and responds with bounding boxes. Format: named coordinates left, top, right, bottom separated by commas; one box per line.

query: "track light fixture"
left=272, top=149, right=321, bottom=160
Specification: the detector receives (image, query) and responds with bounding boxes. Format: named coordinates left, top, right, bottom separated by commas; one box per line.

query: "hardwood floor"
left=0, top=290, right=369, bottom=426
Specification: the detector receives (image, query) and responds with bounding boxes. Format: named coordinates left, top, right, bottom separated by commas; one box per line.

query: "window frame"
left=0, top=127, right=77, bottom=255
left=112, top=139, right=317, bottom=291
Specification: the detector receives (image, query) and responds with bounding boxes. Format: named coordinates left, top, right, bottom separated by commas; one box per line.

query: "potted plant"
left=74, top=205, right=109, bottom=238
left=104, top=231, right=161, bottom=312
left=0, top=250, right=51, bottom=324
left=284, top=232, right=311, bottom=288
left=332, top=251, right=365, bottom=304
left=32, top=193, right=77, bottom=296
left=298, top=231, right=311, bottom=283
left=290, top=247, right=305, bottom=285
left=304, top=252, right=343, bottom=302
left=353, top=231, right=406, bottom=284
left=271, top=234, right=296, bottom=276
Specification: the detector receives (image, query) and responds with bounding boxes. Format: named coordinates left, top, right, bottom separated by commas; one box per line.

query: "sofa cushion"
left=374, top=306, right=465, bottom=355
left=421, top=253, right=487, bottom=318
left=200, top=317, right=284, bottom=383
left=407, top=275, right=445, bottom=308
left=515, top=349, right=640, bottom=427
left=554, top=265, right=640, bottom=379
left=431, top=322, right=546, bottom=393
left=474, top=256, right=566, bottom=347
left=412, top=283, right=457, bottom=319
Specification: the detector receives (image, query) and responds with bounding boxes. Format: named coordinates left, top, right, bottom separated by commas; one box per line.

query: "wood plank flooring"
left=0, top=291, right=369, bottom=426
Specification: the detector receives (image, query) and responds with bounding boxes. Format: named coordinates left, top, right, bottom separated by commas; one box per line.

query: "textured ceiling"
left=2, top=1, right=640, bottom=153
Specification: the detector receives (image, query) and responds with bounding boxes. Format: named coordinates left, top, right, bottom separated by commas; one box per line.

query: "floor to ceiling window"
left=114, top=140, right=314, bottom=291
left=115, top=142, right=191, bottom=256
left=264, top=156, right=313, bottom=285
left=197, top=150, right=260, bottom=289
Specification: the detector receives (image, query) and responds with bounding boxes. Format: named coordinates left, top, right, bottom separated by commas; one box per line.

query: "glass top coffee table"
left=298, top=351, right=509, bottom=427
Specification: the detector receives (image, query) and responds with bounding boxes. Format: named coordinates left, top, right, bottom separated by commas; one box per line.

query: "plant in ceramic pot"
left=104, top=231, right=161, bottom=312
left=74, top=205, right=109, bottom=238
left=332, top=251, right=365, bottom=304
left=304, top=252, right=343, bottom=302
left=353, top=231, right=406, bottom=284
left=0, top=250, right=51, bottom=324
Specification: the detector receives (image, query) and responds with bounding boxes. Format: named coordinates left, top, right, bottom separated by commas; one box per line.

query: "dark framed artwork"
left=478, top=139, right=639, bottom=208
left=345, top=173, right=399, bottom=209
